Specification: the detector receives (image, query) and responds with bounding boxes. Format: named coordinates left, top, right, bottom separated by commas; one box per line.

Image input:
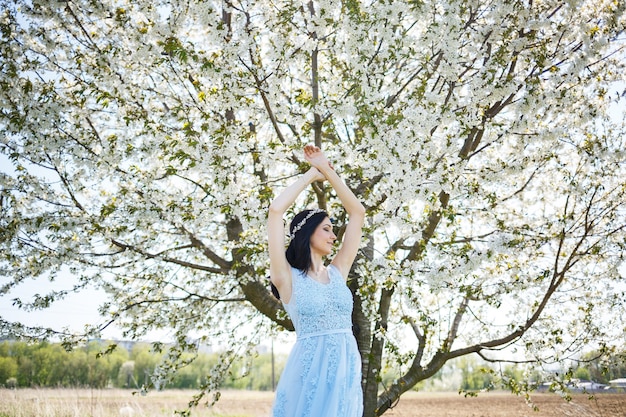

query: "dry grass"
left=0, top=388, right=228, bottom=417
left=0, top=388, right=625, bottom=417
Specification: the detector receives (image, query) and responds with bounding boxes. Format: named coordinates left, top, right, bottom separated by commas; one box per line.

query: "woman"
left=268, top=145, right=366, bottom=417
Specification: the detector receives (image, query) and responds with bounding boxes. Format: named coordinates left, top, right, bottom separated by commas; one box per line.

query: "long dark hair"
left=270, top=209, right=328, bottom=299
left=286, top=209, right=328, bottom=273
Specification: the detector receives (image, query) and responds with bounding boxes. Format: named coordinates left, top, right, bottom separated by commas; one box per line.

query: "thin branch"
left=110, top=239, right=225, bottom=274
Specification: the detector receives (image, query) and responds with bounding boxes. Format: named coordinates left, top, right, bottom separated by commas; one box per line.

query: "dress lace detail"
left=284, top=265, right=353, bottom=337
left=271, top=265, right=363, bottom=417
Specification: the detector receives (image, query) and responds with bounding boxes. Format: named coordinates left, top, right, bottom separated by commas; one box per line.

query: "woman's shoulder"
left=327, top=264, right=344, bottom=280
left=290, top=266, right=305, bottom=278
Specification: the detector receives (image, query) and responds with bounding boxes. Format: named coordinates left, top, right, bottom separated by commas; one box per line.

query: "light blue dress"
left=272, top=265, right=363, bottom=417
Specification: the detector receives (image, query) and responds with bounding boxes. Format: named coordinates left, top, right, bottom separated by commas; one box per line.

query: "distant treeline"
left=0, top=340, right=624, bottom=392
left=0, top=340, right=286, bottom=390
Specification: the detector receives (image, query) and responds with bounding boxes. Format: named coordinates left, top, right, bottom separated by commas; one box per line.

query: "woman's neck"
left=308, top=259, right=328, bottom=283
left=308, top=256, right=325, bottom=275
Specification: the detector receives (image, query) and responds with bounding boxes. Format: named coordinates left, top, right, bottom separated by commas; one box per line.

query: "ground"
left=211, top=390, right=626, bottom=417
left=1, top=388, right=624, bottom=416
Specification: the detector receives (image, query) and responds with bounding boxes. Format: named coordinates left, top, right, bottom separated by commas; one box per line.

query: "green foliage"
left=0, top=340, right=285, bottom=390
left=0, top=356, right=17, bottom=386
left=0, top=340, right=128, bottom=388
left=573, top=348, right=626, bottom=384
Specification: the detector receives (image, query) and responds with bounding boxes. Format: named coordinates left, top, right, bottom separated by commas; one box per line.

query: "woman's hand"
left=307, top=166, right=325, bottom=182
left=304, top=144, right=334, bottom=173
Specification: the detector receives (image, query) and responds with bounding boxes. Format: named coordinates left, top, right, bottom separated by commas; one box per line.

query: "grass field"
left=0, top=388, right=624, bottom=417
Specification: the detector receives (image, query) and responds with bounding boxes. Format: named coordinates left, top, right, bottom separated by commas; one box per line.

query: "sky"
left=0, top=272, right=122, bottom=339
left=0, top=271, right=297, bottom=353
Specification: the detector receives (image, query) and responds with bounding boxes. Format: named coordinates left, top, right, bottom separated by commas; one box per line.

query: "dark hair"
left=286, top=209, right=328, bottom=273
left=269, top=209, right=328, bottom=300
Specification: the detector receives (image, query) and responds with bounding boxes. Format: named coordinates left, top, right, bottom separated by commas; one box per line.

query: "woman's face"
left=309, top=216, right=336, bottom=255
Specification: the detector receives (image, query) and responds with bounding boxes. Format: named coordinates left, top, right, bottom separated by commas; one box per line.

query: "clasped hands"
left=304, top=144, right=334, bottom=182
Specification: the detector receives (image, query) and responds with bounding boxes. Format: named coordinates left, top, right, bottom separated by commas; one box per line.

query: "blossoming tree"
left=1, top=0, right=625, bottom=415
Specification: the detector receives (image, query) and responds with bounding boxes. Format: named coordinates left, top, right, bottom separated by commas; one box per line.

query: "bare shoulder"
left=329, top=261, right=349, bottom=281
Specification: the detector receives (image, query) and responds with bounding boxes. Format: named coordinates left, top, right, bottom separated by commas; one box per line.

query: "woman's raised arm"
left=304, top=145, right=365, bottom=279
left=268, top=166, right=324, bottom=300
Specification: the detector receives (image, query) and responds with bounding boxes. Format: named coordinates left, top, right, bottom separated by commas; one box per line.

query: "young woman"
left=268, top=145, right=366, bottom=417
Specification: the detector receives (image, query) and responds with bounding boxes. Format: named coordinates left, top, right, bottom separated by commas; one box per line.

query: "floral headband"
left=289, top=209, right=326, bottom=240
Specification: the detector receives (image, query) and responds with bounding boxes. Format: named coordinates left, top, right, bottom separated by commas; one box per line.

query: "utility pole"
left=271, top=338, right=276, bottom=391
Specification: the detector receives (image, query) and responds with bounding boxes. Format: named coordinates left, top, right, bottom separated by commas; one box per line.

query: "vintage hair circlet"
left=289, top=209, right=326, bottom=240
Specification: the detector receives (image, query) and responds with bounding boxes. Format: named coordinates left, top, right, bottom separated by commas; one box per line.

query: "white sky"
left=0, top=271, right=123, bottom=338
left=0, top=272, right=296, bottom=353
